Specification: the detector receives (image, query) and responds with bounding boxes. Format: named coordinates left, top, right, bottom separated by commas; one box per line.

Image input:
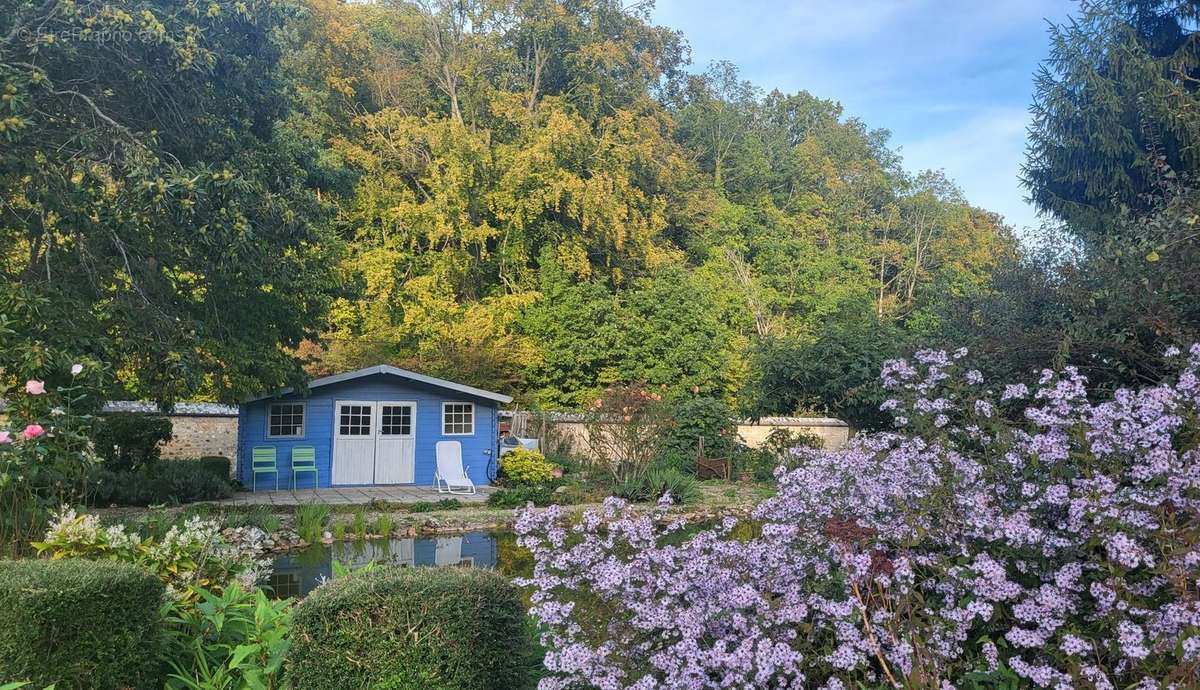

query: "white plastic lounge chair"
left=435, top=441, right=476, bottom=495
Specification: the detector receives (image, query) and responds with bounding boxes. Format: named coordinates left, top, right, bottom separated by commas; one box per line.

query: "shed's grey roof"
left=244, top=365, right=514, bottom=405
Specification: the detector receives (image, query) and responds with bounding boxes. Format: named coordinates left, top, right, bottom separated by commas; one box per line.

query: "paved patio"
left=213, top=485, right=495, bottom=506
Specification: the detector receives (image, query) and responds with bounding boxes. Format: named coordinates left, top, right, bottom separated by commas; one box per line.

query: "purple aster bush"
left=516, top=346, right=1200, bottom=689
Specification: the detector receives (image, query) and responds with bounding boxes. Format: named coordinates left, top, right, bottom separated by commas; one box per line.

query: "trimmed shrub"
left=0, top=559, right=165, bottom=690
left=197, top=455, right=232, bottom=479
left=94, top=413, right=172, bottom=472
left=157, top=460, right=234, bottom=502
left=288, top=566, right=532, bottom=690
left=86, top=466, right=163, bottom=506
left=407, top=498, right=462, bottom=513
left=85, top=460, right=232, bottom=507
left=498, top=447, right=557, bottom=485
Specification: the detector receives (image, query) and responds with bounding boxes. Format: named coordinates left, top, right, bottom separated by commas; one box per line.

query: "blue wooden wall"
left=236, top=374, right=498, bottom=489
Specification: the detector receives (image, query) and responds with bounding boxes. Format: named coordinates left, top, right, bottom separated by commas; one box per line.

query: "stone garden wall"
left=97, top=402, right=241, bottom=464
left=502, top=411, right=852, bottom=458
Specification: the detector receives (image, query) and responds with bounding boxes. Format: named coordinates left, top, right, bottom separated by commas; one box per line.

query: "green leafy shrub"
left=652, top=449, right=694, bottom=475
left=85, top=460, right=232, bottom=506
left=498, top=448, right=558, bottom=486
left=86, top=467, right=162, bottom=506
left=158, top=460, right=234, bottom=502
left=293, top=504, right=330, bottom=543
left=162, top=583, right=291, bottom=690
left=288, top=566, right=533, bottom=690
left=615, top=467, right=699, bottom=504
left=0, top=558, right=165, bottom=690
left=662, top=396, right=739, bottom=459
left=197, top=455, right=232, bottom=480
left=736, top=428, right=824, bottom=481
left=407, top=498, right=462, bottom=513
left=487, top=484, right=555, bottom=508
left=94, top=413, right=172, bottom=473
left=34, top=507, right=263, bottom=603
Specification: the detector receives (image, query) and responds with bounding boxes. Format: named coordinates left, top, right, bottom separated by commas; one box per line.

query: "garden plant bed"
left=93, top=481, right=772, bottom=555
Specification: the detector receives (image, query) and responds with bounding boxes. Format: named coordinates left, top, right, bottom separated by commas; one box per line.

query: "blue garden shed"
left=237, top=365, right=512, bottom=490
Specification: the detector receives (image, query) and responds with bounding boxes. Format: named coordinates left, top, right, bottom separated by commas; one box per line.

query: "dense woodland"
left=2, top=0, right=1198, bottom=428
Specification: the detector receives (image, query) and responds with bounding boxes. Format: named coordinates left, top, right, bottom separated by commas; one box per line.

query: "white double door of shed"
left=331, top=400, right=416, bottom=485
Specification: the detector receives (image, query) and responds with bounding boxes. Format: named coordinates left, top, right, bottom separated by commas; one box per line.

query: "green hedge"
left=87, top=460, right=233, bottom=507
left=289, top=566, right=533, bottom=690
left=94, top=413, right=172, bottom=472
left=0, top=559, right=165, bottom=690
left=198, top=455, right=232, bottom=480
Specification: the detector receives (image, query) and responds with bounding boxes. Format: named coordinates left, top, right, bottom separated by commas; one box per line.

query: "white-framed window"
left=268, top=402, right=305, bottom=438
left=380, top=404, right=413, bottom=436
left=338, top=404, right=373, bottom=436
left=442, top=402, right=475, bottom=436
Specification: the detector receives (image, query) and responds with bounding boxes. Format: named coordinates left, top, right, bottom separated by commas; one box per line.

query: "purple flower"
left=515, top=345, right=1200, bottom=689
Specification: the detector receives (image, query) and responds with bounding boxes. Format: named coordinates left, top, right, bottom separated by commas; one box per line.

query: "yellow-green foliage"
left=500, top=448, right=557, bottom=486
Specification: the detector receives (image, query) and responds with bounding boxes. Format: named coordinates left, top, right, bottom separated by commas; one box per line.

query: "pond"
left=268, top=530, right=532, bottom=597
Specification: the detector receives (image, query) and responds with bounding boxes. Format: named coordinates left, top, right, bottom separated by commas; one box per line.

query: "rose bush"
left=0, top=364, right=100, bottom=555
left=583, top=384, right=673, bottom=484
left=516, top=346, right=1200, bottom=689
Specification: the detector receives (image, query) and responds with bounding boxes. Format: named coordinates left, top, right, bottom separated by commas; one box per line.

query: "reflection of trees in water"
left=495, top=531, right=534, bottom=579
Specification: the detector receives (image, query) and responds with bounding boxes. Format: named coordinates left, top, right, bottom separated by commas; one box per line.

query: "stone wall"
left=94, top=402, right=241, bottom=466
left=158, top=415, right=239, bottom=462
left=734, top=417, right=851, bottom=449
left=503, top=412, right=852, bottom=458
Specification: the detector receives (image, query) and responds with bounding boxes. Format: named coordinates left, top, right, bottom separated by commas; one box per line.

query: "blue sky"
left=651, top=0, right=1079, bottom=233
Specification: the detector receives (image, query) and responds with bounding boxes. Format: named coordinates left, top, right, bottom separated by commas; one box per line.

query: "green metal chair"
left=291, top=446, right=318, bottom=490
left=251, top=447, right=279, bottom=491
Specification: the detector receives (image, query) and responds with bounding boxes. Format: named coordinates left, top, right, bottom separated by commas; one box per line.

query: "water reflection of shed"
left=269, top=533, right=498, bottom=598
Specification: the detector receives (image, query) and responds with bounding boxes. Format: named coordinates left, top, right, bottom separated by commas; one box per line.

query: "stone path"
left=214, top=485, right=495, bottom=506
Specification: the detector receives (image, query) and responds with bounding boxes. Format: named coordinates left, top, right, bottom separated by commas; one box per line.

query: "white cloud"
left=897, top=107, right=1040, bottom=231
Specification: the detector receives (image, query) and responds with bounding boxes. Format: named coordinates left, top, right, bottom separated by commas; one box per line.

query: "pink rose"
left=0, top=431, right=11, bottom=444
left=25, top=380, right=46, bottom=395
left=22, top=424, right=44, bottom=440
